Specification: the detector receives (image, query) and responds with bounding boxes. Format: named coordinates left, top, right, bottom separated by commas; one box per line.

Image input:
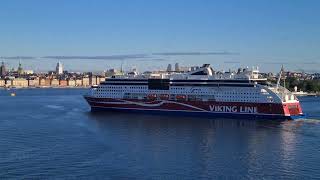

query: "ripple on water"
left=0, top=90, right=320, bottom=179
left=45, top=105, right=65, bottom=110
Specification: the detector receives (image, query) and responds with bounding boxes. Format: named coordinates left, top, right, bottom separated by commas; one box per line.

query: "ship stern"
left=282, top=101, right=305, bottom=120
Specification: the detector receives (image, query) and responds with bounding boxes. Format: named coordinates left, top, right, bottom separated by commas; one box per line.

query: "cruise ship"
left=84, top=64, right=304, bottom=120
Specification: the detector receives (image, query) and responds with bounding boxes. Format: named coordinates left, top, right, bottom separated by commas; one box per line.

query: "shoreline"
left=0, top=86, right=90, bottom=89
left=1, top=86, right=319, bottom=96
left=293, top=93, right=319, bottom=97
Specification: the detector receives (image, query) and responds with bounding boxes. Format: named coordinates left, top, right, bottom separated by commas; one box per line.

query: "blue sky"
left=0, top=0, right=319, bottom=72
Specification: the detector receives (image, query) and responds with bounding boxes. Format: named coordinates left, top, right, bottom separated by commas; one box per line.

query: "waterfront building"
left=89, top=75, right=97, bottom=85
left=82, top=77, right=90, bottom=87
left=75, top=79, right=82, bottom=86
left=51, top=79, right=59, bottom=86
left=67, top=79, right=76, bottom=86
left=28, top=79, right=40, bottom=87
left=59, top=80, right=68, bottom=86
left=45, top=79, right=51, bottom=86
left=96, top=77, right=101, bottom=85
left=12, top=78, right=28, bottom=87
left=5, top=79, right=12, bottom=87
left=0, top=79, right=5, bottom=86
left=39, top=78, right=46, bottom=86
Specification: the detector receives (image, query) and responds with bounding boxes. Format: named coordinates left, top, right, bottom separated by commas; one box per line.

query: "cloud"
left=224, top=61, right=240, bottom=64
left=42, top=54, right=149, bottom=60
left=263, top=61, right=319, bottom=65
left=152, top=51, right=239, bottom=56
left=137, top=58, right=168, bottom=62
left=1, top=56, right=36, bottom=60
left=1, top=51, right=242, bottom=61
left=299, top=62, right=318, bottom=65
left=263, top=62, right=290, bottom=65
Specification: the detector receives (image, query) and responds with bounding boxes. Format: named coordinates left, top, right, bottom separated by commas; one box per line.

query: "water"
left=0, top=89, right=319, bottom=179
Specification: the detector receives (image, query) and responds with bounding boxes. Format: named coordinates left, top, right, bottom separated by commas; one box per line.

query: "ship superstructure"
left=84, top=64, right=304, bottom=120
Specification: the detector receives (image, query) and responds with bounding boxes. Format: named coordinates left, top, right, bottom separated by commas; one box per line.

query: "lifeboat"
left=176, top=94, right=186, bottom=101
left=159, top=94, right=169, bottom=100
left=147, top=94, right=157, bottom=100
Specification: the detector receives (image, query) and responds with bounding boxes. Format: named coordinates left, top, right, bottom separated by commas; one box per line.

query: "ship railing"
left=267, top=84, right=295, bottom=102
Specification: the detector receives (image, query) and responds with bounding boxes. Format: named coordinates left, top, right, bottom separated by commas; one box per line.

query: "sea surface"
left=0, top=88, right=319, bottom=179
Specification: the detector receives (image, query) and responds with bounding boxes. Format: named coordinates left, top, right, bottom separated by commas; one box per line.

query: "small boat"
left=10, top=92, right=16, bottom=96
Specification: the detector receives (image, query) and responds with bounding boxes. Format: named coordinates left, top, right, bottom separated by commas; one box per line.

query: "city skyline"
left=0, top=56, right=319, bottom=74
left=1, top=59, right=319, bottom=76
left=1, top=0, right=319, bottom=72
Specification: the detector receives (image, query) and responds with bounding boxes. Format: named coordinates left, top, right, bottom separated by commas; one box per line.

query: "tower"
left=56, top=61, right=63, bottom=75
left=174, top=63, right=180, bottom=71
left=17, top=61, right=23, bottom=75
left=166, top=64, right=172, bottom=72
left=0, top=62, right=6, bottom=77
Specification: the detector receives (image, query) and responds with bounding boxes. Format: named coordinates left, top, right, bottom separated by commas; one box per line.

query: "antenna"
left=276, top=65, right=284, bottom=89
left=19, top=57, right=22, bottom=66
left=120, top=60, right=124, bottom=73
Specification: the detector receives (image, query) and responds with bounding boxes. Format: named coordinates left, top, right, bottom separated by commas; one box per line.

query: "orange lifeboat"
left=159, top=94, right=170, bottom=100
left=176, top=94, right=186, bottom=101
left=147, top=94, right=157, bottom=100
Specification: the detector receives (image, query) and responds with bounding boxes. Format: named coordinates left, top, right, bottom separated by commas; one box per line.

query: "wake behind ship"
left=84, top=64, right=304, bottom=120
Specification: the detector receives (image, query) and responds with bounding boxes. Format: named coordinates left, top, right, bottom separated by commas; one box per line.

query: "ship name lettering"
left=240, top=106, right=257, bottom=113
left=209, top=105, right=257, bottom=113
left=209, top=105, right=237, bottom=112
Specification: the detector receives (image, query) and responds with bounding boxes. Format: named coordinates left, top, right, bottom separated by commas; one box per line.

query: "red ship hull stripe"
left=90, top=105, right=294, bottom=117
left=84, top=97, right=303, bottom=116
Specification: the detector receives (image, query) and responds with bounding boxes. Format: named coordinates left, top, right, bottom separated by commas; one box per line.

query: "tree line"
left=281, top=77, right=320, bottom=92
